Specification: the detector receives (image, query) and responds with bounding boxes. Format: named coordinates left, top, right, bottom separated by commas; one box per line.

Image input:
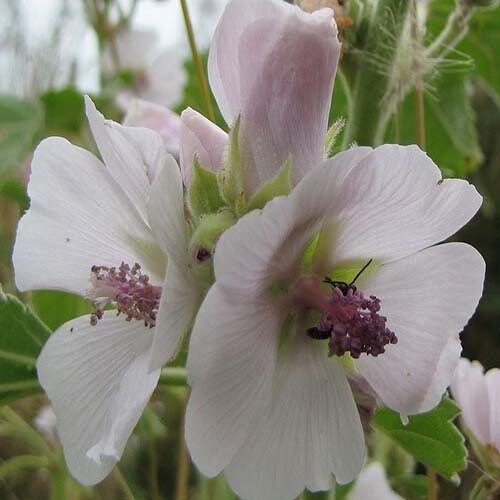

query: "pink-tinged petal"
left=348, top=462, right=403, bottom=500
left=355, top=243, right=485, bottom=417
left=36, top=313, right=160, bottom=485
left=209, top=0, right=340, bottom=191
left=142, top=48, right=187, bottom=108
left=224, top=332, right=364, bottom=500
left=451, top=359, right=490, bottom=446
left=180, top=107, right=227, bottom=184
left=329, top=145, right=482, bottom=265
left=147, top=159, right=201, bottom=370
left=185, top=285, right=282, bottom=476
left=485, top=369, right=500, bottom=450
left=122, top=97, right=181, bottom=157
left=85, top=96, right=168, bottom=219
left=13, top=137, right=163, bottom=296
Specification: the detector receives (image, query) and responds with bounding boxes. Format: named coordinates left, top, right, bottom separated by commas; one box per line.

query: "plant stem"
left=426, top=0, right=475, bottom=61
left=179, top=0, right=216, bottom=122
left=112, top=467, right=136, bottom=500
left=159, top=366, right=187, bottom=386
left=0, top=455, right=49, bottom=480
left=427, top=468, right=438, bottom=500
left=342, top=0, right=411, bottom=147
left=148, top=438, right=161, bottom=500
left=411, top=0, right=425, bottom=150
left=302, top=491, right=331, bottom=500
left=175, top=392, right=190, bottom=500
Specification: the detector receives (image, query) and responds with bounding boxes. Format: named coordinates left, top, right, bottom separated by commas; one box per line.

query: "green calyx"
left=189, top=210, right=236, bottom=255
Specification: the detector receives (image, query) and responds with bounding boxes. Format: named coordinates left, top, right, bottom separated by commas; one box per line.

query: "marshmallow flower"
left=451, top=358, right=500, bottom=451
left=179, top=0, right=341, bottom=188
left=348, top=462, right=402, bottom=500
left=12, top=97, right=199, bottom=485
left=185, top=145, right=485, bottom=500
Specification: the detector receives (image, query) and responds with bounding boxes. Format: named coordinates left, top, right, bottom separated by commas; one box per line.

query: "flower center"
left=294, top=274, right=397, bottom=359
left=88, top=262, right=162, bottom=328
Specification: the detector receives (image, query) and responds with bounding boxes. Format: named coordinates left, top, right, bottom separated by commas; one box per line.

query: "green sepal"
left=187, top=157, right=225, bottom=220
left=324, top=118, right=345, bottom=159
left=217, top=115, right=245, bottom=211
left=189, top=210, right=236, bottom=253
left=246, top=157, right=292, bottom=212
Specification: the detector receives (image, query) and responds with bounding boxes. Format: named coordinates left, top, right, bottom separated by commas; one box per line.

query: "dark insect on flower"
left=323, top=258, right=373, bottom=295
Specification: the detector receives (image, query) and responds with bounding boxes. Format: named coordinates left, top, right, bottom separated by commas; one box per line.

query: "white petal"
left=185, top=285, right=282, bottom=477
left=85, top=96, right=168, bottom=219
left=485, top=369, right=500, bottom=450
left=348, top=462, right=402, bottom=500
left=225, top=331, right=365, bottom=500
left=329, top=145, right=482, bottom=265
left=147, top=154, right=188, bottom=264
left=37, top=313, right=160, bottom=485
left=13, top=137, right=163, bottom=295
left=356, top=243, right=485, bottom=417
left=147, top=158, right=200, bottom=370
left=451, top=359, right=491, bottom=446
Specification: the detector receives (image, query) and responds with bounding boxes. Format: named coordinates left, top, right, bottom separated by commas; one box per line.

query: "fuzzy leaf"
left=372, top=396, right=467, bottom=479
left=187, top=159, right=225, bottom=219
left=0, top=287, right=49, bottom=405
left=246, top=158, right=292, bottom=212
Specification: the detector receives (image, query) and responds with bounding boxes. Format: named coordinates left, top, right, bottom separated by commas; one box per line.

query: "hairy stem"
left=427, top=468, right=438, bottom=500
left=175, top=392, right=190, bottom=500
left=179, top=0, right=216, bottom=122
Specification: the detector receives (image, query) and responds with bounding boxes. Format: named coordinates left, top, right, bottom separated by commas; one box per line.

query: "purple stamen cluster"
left=308, top=286, right=397, bottom=358
left=90, top=262, right=162, bottom=328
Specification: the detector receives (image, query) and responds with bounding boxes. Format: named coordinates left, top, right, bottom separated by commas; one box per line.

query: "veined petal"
left=13, top=137, right=163, bottom=295
left=225, top=331, right=365, bottom=500
left=451, top=359, right=491, bottom=446
left=147, top=161, right=200, bottom=369
left=209, top=0, right=340, bottom=191
left=185, top=285, right=282, bottom=476
left=485, top=369, right=500, bottom=450
left=348, top=462, right=403, bottom=500
left=180, top=107, right=227, bottom=184
left=329, top=145, right=482, bottom=265
left=356, top=243, right=485, bottom=417
left=85, top=96, right=168, bottom=219
left=36, top=313, right=160, bottom=485
left=122, top=97, right=181, bottom=157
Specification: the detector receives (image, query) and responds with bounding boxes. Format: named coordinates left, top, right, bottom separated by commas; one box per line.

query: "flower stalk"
left=179, top=0, right=216, bottom=123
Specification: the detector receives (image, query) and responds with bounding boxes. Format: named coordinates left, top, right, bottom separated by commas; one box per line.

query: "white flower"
left=185, top=144, right=485, bottom=500
left=348, top=462, right=402, bottom=500
left=13, top=96, right=199, bottom=485
left=102, top=28, right=186, bottom=109
left=451, top=358, right=500, bottom=451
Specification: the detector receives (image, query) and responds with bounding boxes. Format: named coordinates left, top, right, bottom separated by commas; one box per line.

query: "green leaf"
left=246, top=158, right=292, bottom=212
left=371, top=396, right=467, bottom=479
left=387, top=72, right=482, bottom=177
left=0, top=95, right=42, bottom=174
left=187, top=159, right=226, bottom=219
left=0, top=178, right=29, bottom=211
left=31, top=290, right=91, bottom=331
left=0, top=287, right=50, bottom=405
left=41, top=87, right=84, bottom=134
left=392, top=475, right=428, bottom=500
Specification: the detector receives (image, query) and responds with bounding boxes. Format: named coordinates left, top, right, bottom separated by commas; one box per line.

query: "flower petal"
left=329, top=145, right=482, bottom=265
left=451, top=359, right=491, bottom=446
left=348, top=462, right=403, bottom=500
left=209, top=0, right=340, bottom=191
left=180, top=107, right=227, bottom=184
left=147, top=161, right=201, bottom=369
left=36, top=313, right=160, bottom=485
left=224, top=331, right=364, bottom=500
left=356, top=243, right=485, bottom=417
left=121, top=97, right=181, bottom=157
left=485, top=369, right=500, bottom=450
left=185, top=284, right=282, bottom=477
left=13, top=137, right=162, bottom=295
left=85, top=96, right=168, bottom=219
